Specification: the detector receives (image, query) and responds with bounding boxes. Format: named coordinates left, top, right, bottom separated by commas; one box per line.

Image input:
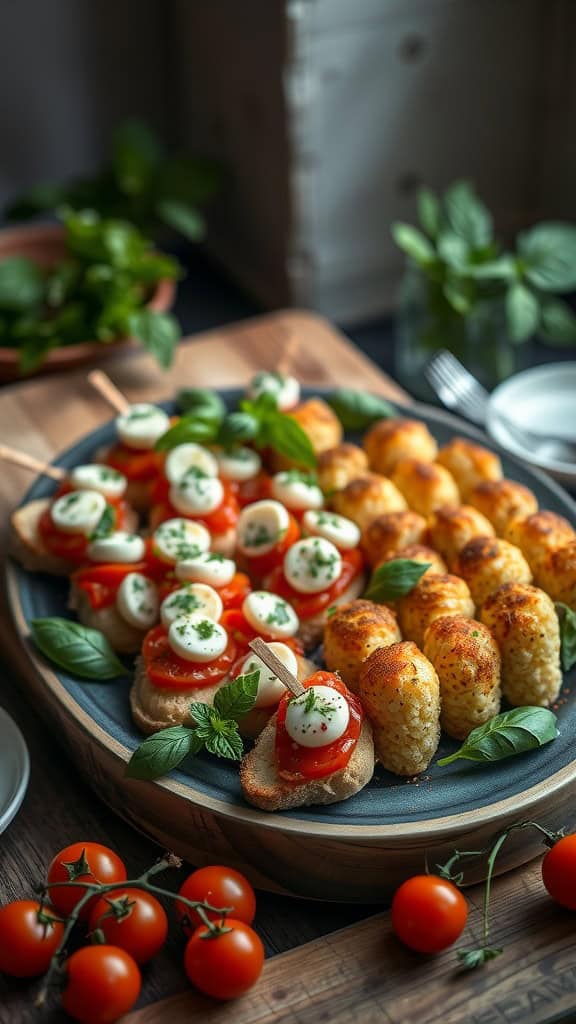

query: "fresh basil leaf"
left=540, top=299, right=576, bottom=346
left=458, top=947, right=503, bottom=970
left=467, top=257, right=517, bottom=281
left=391, top=223, right=435, bottom=265
left=417, top=188, right=441, bottom=240
left=0, top=257, right=44, bottom=311
left=556, top=602, right=576, bottom=671
left=45, top=261, right=79, bottom=308
left=213, top=671, right=260, bottom=720
left=436, top=706, right=558, bottom=767
left=203, top=719, right=244, bottom=760
left=443, top=276, right=472, bottom=314
left=176, top=388, right=226, bottom=422
left=126, top=725, right=201, bottom=781
left=218, top=412, right=259, bottom=449
left=437, top=232, right=469, bottom=269
left=364, top=559, right=431, bottom=603
left=154, top=414, right=218, bottom=452
left=90, top=503, right=115, bottom=541
left=505, top=282, right=540, bottom=343
left=443, top=180, right=492, bottom=248
left=519, top=223, right=576, bottom=292
left=113, top=119, right=162, bottom=198
left=326, top=388, right=395, bottom=430
left=30, top=618, right=125, bottom=680
left=128, top=309, right=180, bottom=369
left=267, top=412, right=316, bottom=469
left=157, top=199, right=205, bottom=242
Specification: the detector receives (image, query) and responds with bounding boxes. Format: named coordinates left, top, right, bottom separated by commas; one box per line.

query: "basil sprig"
left=176, top=388, right=226, bottom=422
left=363, top=559, right=431, bottom=603
left=30, top=618, right=125, bottom=679
left=326, top=388, right=395, bottom=430
left=89, top=503, right=115, bottom=541
left=126, top=670, right=260, bottom=780
left=436, top=706, right=558, bottom=767
left=235, top=394, right=316, bottom=468
left=556, top=602, right=576, bottom=672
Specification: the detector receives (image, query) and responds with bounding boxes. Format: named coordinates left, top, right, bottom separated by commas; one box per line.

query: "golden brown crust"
left=504, top=512, right=576, bottom=581
left=323, top=599, right=402, bottom=693
left=390, top=459, right=460, bottom=517
left=376, top=544, right=447, bottom=577
left=359, top=641, right=441, bottom=775
left=537, top=540, right=576, bottom=608
left=455, top=536, right=532, bottom=608
left=428, top=504, right=495, bottom=570
left=423, top=615, right=501, bottom=740
left=361, top=510, right=428, bottom=566
left=436, top=437, right=502, bottom=498
left=331, top=473, right=407, bottom=531
left=468, top=479, right=538, bottom=536
left=396, top=573, right=475, bottom=649
left=317, top=443, right=368, bottom=494
left=363, top=418, right=437, bottom=476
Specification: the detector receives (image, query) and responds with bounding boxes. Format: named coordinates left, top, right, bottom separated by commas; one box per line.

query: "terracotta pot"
left=0, top=223, right=177, bottom=383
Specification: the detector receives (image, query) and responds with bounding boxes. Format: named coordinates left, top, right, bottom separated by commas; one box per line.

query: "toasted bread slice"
left=297, top=573, right=366, bottom=650
left=240, top=714, right=374, bottom=811
left=70, top=586, right=146, bottom=655
left=130, top=656, right=224, bottom=735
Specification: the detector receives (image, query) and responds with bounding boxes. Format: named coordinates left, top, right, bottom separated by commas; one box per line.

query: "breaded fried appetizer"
left=436, top=437, right=502, bottom=498
left=428, top=504, right=495, bottom=570
left=396, top=573, right=475, bottom=649
left=455, top=536, right=532, bottom=608
left=504, top=511, right=576, bottom=582
left=468, top=479, right=538, bottom=536
left=331, top=473, right=407, bottom=531
left=317, top=443, right=369, bottom=493
left=363, top=418, right=437, bottom=476
left=361, top=510, right=428, bottom=567
left=272, top=398, right=343, bottom=469
left=359, top=641, right=441, bottom=775
left=480, top=583, right=562, bottom=707
left=423, top=615, right=501, bottom=740
left=377, top=544, right=447, bottom=577
left=323, top=599, right=401, bottom=693
left=390, top=459, right=460, bottom=517
left=537, top=541, right=576, bottom=610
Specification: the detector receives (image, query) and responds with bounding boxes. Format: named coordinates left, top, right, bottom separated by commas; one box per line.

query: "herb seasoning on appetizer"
left=235, top=499, right=300, bottom=580
left=246, top=371, right=301, bottom=412
left=174, top=552, right=251, bottom=610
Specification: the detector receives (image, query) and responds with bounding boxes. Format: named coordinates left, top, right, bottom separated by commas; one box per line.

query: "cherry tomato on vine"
left=176, top=866, right=256, bottom=935
left=542, top=834, right=576, bottom=910
left=184, top=919, right=264, bottom=1000
left=61, top=945, right=141, bottom=1024
left=0, top=900, right=64, bottom=977
left=88, top=888, right=168, bottom=964
left=47, top=842, right=127, bottom=919
left=391, top=875, right=468, bottom=954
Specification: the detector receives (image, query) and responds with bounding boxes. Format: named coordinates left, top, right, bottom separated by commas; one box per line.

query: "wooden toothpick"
left=87, top=370, right=131, bottom=415
left=0, top=445, right=66, bottom=481
left=249, top=637, right=306, bottom=697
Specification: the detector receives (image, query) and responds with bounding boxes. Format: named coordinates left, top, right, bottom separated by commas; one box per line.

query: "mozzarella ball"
left=169, top=472, right=224, bottom=516
left=164, top=443, right=218, bottom=485
left=455, top=536, right=532, bottom=608
left=504, top=511, right=576, bottom=582
left=161, top=584, right=223, bottom=627
left=363, top=418, right=437, bottom=476
left=323, top=599, right=402, bottom=694
left=271, top=471, right=324, bottom=511
left=69, top=464, right=127, bottom=500
left=428, top=504, right=495, bottom=570
left=116, top=404, right=170, bottom=450
left=423, top=615, right=501, bottom=740
left=361, top=510, right=428, bottom=567
left=272, top=398, right=343, bottom=470
left=51, top=490, right=107, bottom=536
left=216, top=447, right=262, bottom=482
left=301, top=509, right=360, bottom=550
left=236, top=500, right=290, bottom=557
left=537, top=541, right=576, bottom=609
left=116, top=573, right=159, bottom=630
left=468, top=479, right=538, bottom=536
left=240, top=642, right=298, bottom=709
left=376, top=544, right=447, bottom=578
left=285, top=685, right=350, bottom=747
left=397, top=573, right=475, bottom=649
left=436, top=437, right=502, bottom=498
left=168, top=614, right=228, bottom=662
left=481, top=583, right=562, bottom=706
left=390, top=459, right=460, bottom=517
left=331, top=473, right=407, bottom=531
left=242, top=591, right=299, bottom=638
left=87, top=531, right=145, bottom=564
left=247, top=371, right=300, bottom=411
left=317, top=443, right=368, bottom=494
left=152, top=518, right=211, bottom=564
left=175, top=552, right=236, bottom=587
left=359, top=641, right=441, bottom=776
left=283, top=537, right=342, bottom=594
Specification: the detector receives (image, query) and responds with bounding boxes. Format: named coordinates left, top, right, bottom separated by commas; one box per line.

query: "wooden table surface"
left=1, top=310, right=575, bottom=1024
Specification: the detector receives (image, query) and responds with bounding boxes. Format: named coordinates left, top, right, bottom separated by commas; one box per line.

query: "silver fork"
left=425, top=350, right=576, bottom=455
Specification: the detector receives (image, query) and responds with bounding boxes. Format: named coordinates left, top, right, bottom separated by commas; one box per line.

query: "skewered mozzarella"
left=116, top=404, right=170, bottom=450
left=237, top=500, right=290, bottom=556
left=169, top=471, right=224, bottom=516
left=51, top=490, right=107, bottom=536
left=116, top=573, right=159, bottom=630
left=69, top=464, right=127, bottom=499
left=168, top=614, right=228, bottom=662
left=240, top=642, right=298, bottom=708
left=87, top=531, right=145, bottom=563
left=285, top=686, right=349, bottom=747
left=242, top=591, right=299, bottom=638
left=161, top=584, right=223, bottom=627
left=164, top=443, right=218, bottom=484
left=152, top=518, right=211, bottom=564
left=283, top=537, right=342, bottom=594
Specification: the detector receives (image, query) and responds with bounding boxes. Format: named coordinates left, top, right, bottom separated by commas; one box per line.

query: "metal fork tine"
left=425, top=350, right=489, bottom=426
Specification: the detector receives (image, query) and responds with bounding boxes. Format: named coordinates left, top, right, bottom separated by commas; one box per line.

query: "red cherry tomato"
left=38, top=500, right=131, bottom=563
left=149, top=481, right=239, bottom=537
left=275, top=672, right=362, bottom=782
left=391, top=875, right=468, bottom=954
left=264, top=548, right=364, bottom=619
left=542, top=834, right=576, bottom=910
left=142, top=624, right=237, bottom=689
left=105, top=442, right=161, bottom=482
left=220, top=608, right=303, bottom=658
left=88, top=888, right=168, bottom=964
left=0, top=900, right=64, bottom=977
left=176, top=866, right=256, bottom=935
left=47, top=843, right=127, bottom=920
left=61, top=945, right=141, bottom=1024
left=73, top=563, right=150, bottom=610
left=184, top=919, right=264, bottom=1000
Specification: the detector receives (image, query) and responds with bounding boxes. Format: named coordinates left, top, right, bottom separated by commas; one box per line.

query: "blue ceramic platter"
left=7, top=391, right=576, bottom=836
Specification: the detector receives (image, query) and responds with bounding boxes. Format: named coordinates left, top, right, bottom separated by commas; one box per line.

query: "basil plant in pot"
left=392, top=180, right=576, bottom=399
